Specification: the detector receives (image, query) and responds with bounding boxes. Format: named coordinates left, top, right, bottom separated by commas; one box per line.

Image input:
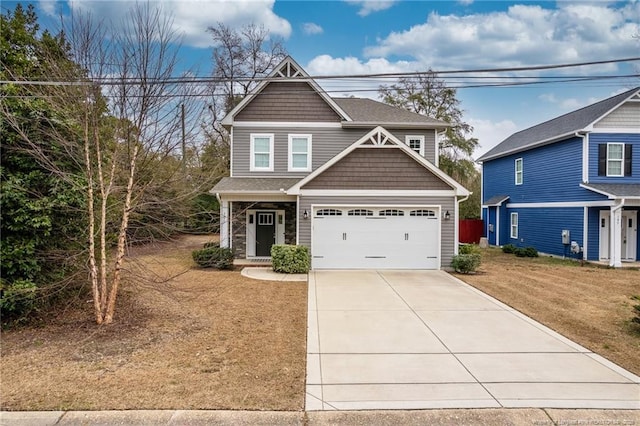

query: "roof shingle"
left=478, top=87, right=640, bottom=162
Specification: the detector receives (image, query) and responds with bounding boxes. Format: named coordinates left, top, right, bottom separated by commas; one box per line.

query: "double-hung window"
left=288, top=134, right=311, bottom=171
left=405, top=135, right=425, bottom=156
left=606, top=143, right=624, bottom=177
left=510, top=213, right=518, bottom=239
left=515, top=158, right=523, bottom=185
left=250, top=134, right=274, bottom=171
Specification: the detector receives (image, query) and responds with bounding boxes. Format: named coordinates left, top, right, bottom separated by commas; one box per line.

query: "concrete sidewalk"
left=2, top=408, right=639, bottom=425
left=306, top=270, right=640, bottom=410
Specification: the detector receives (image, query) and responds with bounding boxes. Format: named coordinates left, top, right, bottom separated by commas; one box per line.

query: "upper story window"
left=515, top=158, right=523, bottom=185
left=405, top=135, right=425, bottom=156
left=607, top=143, right=624, bottom=177
left=288, top=134, right=312, bottom=171
left=598, top=143, right=633, bottom=177
left=250, top=134, right=274, bottom=172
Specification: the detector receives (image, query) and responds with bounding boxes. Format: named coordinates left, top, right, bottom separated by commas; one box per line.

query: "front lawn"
left=0, top=235, right=307, bottom=411
left=455, top=248, right=640, bottom=376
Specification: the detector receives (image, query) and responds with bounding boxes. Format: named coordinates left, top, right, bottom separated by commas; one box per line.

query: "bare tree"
left=1, top=3, right=209, bottom=324
left=202, top=23, right=287, bottom=176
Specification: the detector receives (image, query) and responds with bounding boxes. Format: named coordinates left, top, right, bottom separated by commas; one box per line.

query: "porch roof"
left=212, top=177, right=301, bottom=194
left=483, top=195, right=510, bottom=206
left=581, top=183, right=640, bottom=200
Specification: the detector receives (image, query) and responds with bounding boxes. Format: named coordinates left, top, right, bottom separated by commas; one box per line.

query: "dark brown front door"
left=256, top=211, right=276, bottom=256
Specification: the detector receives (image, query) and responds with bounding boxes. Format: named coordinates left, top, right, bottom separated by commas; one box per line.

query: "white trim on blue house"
left=581, top=132, right=589, bottom=183
left=507, top=201, right=616, bottom=208
left=583, top=207, right=589, bottom=260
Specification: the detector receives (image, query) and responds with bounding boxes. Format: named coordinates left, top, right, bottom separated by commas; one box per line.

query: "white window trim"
left=515, top=158, right=523, bottom=185
left=250, top=133, right=274, bottom=172
left=288, top=134, right=312, bottom=171
left=405, top=135, right=425, bottom=157
left=510, top=212, right=518, bottom=239
left=606, top=142, right=624, bottom=177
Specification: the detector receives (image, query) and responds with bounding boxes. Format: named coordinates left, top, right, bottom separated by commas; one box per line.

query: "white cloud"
left=346, top=0, right=398, bottom=17
left=539, top=92, right=600, bottom=111
left=470, top=118, right=519, bottom=159
left=363, top=3, right=639, bottom=72
left=302, top=22, right=323, bottom=35
left=66, top=0, right=292, bottom=49
left=38, top=1, right=57, bottom=16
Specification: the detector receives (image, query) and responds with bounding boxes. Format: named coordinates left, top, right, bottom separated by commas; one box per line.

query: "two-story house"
left=211, top=57, right=470, bottom=270
left=479, top=87, right=640, bottom=267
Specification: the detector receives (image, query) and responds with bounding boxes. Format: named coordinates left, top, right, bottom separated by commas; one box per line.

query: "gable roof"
left=478, top=86, right=640, bottom=162
left=220, top=56, right=351, bottom=127
left=287, top=126, right=469, bottom=196
left=334, top=97, right=450, bottom=129
left=221, top=56, right=451, bottom=129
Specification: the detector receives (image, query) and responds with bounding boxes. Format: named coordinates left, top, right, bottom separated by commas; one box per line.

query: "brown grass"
left=455, top=248, right=640, bottom=376
left=0, top=235, right=307, bottom=411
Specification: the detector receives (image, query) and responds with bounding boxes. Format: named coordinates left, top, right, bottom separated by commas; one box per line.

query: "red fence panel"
left=459, top=219, right=484, bottom=244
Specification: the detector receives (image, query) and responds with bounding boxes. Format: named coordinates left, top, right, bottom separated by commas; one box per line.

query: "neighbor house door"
left=255, top=211, right=276, bottom=257
left=599, top=210, right=609, bottom=261
left=622, top=211, right=638, bottom=261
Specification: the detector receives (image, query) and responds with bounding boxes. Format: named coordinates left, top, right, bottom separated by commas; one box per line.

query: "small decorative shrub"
left=514, top=246, right=538, bottom=257
left=203, top=241, right=220, bottom=249
left=459, top=244, right=481, bottom=255
left=271, top=244, right=310, bottom=274
left=192, top=246, right=234, bottom=269
left=502, top=244, right=516, bottom=254
left=451, top=254, right=481, bottom=274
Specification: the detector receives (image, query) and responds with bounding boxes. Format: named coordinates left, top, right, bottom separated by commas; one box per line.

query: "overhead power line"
left=1, top=56, right=639, bottom=86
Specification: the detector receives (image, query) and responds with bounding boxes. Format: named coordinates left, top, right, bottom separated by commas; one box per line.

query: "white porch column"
left=219, top=198, right=230, bottom=249
left=610, top=204, right=623, bottom=268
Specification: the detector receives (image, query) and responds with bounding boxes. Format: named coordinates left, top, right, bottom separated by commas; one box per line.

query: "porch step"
left=234, top=258, right=272, bottom=267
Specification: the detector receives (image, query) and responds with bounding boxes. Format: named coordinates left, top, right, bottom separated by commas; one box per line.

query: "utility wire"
left=1, top=57, right=639, bottom=86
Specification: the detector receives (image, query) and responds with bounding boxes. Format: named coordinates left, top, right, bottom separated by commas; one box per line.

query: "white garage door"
left=312, top=207, right=440, bottom=269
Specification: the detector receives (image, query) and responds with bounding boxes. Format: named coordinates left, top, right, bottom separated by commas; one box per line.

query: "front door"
left=622, top=211, right=638, bottom=261
left=255, top=211, right=276, bottom=257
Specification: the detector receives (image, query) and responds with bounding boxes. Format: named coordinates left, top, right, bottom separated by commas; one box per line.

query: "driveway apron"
left=305, top=270, right=640, bottom=410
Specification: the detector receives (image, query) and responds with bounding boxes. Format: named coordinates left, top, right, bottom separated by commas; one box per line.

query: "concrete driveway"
left=305, top=270, right=640, bottom=410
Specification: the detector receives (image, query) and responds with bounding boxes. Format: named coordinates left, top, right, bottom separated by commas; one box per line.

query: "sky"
left=7, top=0, right=640, bottom=158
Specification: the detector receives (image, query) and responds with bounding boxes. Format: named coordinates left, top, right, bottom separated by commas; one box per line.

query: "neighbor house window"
left=606, top=143, right=624, bottom=177
left=515, top=158, right=523, bottom=185
left=510, top=212, right=518, bottom=239
left=288, top=134, right=311, bottom=171
left=405, top=135, right=425, bottom=156
left=250, top=134, right=274, bottom=171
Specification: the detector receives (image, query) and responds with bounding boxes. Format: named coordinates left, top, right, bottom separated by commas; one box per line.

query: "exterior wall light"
left=444, top=210, right=451, bottom=220
left=303, top=210, right=309, bottom=219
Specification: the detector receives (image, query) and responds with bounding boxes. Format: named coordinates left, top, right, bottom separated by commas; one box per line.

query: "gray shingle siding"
left=302, top=148, right=452, bottom=190
left=235, top=81, right=342, bottom=122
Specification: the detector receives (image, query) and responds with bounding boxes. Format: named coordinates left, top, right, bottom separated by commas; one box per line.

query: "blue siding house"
left=479, top=87, right=640, bottom=267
